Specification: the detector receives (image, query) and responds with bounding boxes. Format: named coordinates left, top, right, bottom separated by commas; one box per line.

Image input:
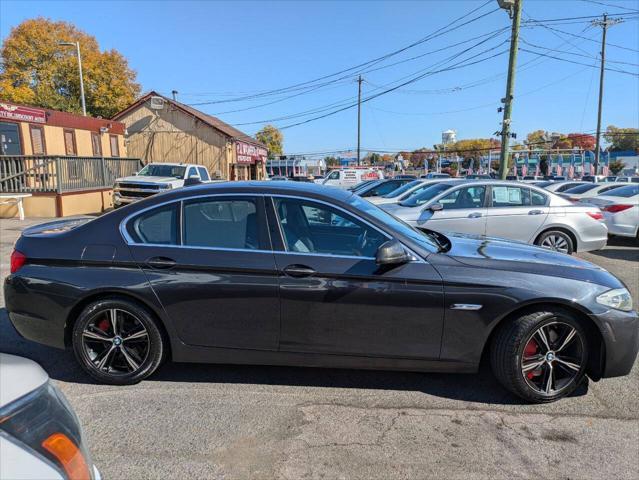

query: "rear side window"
left=129, top=204, right=178, bottom=245
left=531, top=190, right=547, bottom=206
left=197, top=167, right=210, bottom=181
left=491, top=186, right=529, bottom=207
left=183, top=198, right=259, bottom=249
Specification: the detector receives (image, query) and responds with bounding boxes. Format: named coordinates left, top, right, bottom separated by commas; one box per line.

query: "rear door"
left=125, top=195, right=280, bottom=350
left=419, top=184, right=488, bottom=236
left=485, top=185, right=549, bottom=242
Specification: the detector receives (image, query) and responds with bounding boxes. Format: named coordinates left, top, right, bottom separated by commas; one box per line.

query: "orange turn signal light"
left=41, top=432, right=91, bottom=480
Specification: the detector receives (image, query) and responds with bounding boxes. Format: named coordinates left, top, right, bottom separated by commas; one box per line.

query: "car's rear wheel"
left=536, top=230, right=574, bottom=255
left=490, top=308, right=588, bottom=403
left=72, top=298, right=165, bottom=385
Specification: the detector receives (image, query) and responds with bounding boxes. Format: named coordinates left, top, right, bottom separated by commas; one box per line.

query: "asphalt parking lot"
left=1, top=217, right=637, bottom=480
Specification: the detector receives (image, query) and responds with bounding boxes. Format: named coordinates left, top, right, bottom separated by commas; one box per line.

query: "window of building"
left=63, top=129, right=77, bottom=156
left=0, top=122, right=22, bottom=155
left=129, top=204, right=178, bottom=245
left=91, top=132, right=102, bottom=156
left=29, top=125, right=46, bottom=155
left=274, top=198, right=387, bottom=257
left=109, top=135, right=120, bottom=157
left=183, top=199, right=258, bottom=250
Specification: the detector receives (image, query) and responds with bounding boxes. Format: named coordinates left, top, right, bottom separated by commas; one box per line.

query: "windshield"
left=605, top=185, right=639, bottom=198
left=563, top=184, right=598, bottom=194
left=400, top=183, right=455, bottom=207
left=347, top=194, right=439, bottom=253
left=381, top=180, right=421, bottom=198
left=138, top=164, right=186, bottom=179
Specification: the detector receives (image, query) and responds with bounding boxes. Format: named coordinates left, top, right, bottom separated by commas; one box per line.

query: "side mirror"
left=428, top=202, right=443, bottom=212
left=376, top=239, right=410, bottom=266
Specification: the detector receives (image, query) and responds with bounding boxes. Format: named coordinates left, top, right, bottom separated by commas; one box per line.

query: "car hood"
left=440, top=232, right=621, bottom=288
left=115, top=175, right=178, bottom=183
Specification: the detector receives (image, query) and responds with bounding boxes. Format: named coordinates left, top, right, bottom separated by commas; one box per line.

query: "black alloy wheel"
left=491, top=308, right=588, bottom=403
left=72, top=298, right=165, bottom=385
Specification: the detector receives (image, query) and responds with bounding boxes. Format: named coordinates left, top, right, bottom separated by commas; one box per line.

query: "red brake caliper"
left=97, top=318, right=110, bottom=334
left=524, top=338, right=540, bottom=379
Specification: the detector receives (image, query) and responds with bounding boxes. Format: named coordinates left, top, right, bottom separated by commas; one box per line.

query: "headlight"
left=0, top=382, right=95, bottom=480
left=596, top=288, right=633, bottom=312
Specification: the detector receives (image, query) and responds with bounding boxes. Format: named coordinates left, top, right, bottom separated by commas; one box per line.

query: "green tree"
left=324, top=156, right=340, bottom=167
left=0, top=17, right=140, bottom=118
left=608, top=159, right=626, bottom=175
left=255, top=124, right=284, bottom=158
left=604, top=126, right=639, bottom=152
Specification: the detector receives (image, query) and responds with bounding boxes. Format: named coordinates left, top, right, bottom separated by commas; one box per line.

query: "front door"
left=419, top=184, right=488, bottom=236
left=268, top=196, right=444, bottom=359
left=485, top=185, right=550, bottom=242
left=0, top=122, right=22, bottom=155
left=126, top=195, right=280, bottom=350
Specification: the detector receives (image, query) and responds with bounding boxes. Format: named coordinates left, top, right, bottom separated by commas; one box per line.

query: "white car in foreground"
left=585, top=184, right=639, bottom=239
left=0, top=354, right=100, bottom=480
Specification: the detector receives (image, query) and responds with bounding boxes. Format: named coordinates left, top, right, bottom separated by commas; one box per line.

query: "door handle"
left=283, top=264, right=316, bottom=278
left=528, top=209, right=544, bottom=215
left=467, top=212, right=483, bottom=218
left=145, top=256, right=176, bottom=269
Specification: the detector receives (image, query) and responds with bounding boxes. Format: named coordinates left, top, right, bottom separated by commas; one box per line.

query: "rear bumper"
left=594, top=308, right=639, bottom=378
left=603, top=212, right=639, bottom=238
left=576, top=222, right=608, bottom=252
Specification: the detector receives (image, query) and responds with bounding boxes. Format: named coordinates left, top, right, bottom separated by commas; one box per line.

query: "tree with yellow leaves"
left=0, top=18, right=140, bottom=118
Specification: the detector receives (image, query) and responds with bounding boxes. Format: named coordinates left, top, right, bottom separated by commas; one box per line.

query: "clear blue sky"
left=1, top=0, right=638, bottom=155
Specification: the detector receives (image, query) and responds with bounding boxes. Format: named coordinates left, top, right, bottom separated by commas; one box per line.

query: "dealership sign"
left=236, top=141, right=268, bottom=164
left=0, top=103, right=46, bottom=124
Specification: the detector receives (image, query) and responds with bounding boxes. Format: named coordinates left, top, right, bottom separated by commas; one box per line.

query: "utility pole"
left=592, top=14, right=621, bottom=174
left=357, top=75, right=363, bottom=166
left=497, top=0, right=522, bottom=180
left=58, top=41, right=86, bottom=116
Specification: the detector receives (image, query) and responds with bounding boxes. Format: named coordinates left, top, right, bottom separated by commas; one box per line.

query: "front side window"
left=400, top=183, right=454, bottom=207
left=438, top=185, right=487, bottom=210
left=326, top=170, right=340, bottom=180
left=183, top=199, right=259, bottom=250
left=129, top=204, right=178, bottom=245
left=186, top=167, right=198, bottom=179
left=490, top=186, right=529, bottom=207
left=274, top=198, right=386, bottom=257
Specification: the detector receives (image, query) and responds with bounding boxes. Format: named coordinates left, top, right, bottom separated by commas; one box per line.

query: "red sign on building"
left=0, top=103, right=47, bottom=124
left=236, top=141, right=268, bottom=165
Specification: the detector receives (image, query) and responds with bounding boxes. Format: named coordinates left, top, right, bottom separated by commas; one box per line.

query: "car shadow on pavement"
left=588, top=237, right=639, bottom=262
left=1, top=307, right=588, bottom=405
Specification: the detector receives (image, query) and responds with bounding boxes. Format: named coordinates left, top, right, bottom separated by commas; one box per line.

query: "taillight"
left=602, top=204, right=633, bottom=214
left=586, top=212, right=604, bottom=221
left=10, top=249, right=26, bottom=274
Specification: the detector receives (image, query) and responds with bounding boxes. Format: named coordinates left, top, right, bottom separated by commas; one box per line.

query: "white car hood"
left=116, top=175, right=179, bottom=183
left=0, top=353, right=48, bottom=407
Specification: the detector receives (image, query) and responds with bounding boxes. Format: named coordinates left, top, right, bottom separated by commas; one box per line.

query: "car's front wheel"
left=490, top=308, right=588, bottom=403
left=72, top=297, right=165, bottom=385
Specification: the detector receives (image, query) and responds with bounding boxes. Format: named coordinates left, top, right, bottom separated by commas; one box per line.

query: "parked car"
left=393, top=174, right=417, bottom=179
left=615, top=176, right=639, bottom=183
left=311, top=174, right=325, bottom=184
left=559, top=183, right=629, bottom=202
left=522, top=176, right=544, bottom=182
left=543, top=181, right=589, bottom=193
left=465, top=174, right=491, bottom=179
left=382, top=180, right=608, bottom=254
left=0, top=353, right=100, bottom=480
left=347, top=179, right=378, bottom=192
left=355, top=178, right=416, bottom=198
left=369, top=179, right=453, bottom=206
left=269, top=175, right=290, bottom=181
left=580, top=175, right=607, bottom=183
left=603, top=176, right=618, bottom=182
left=114, top=163, right=212, bottom=208
left=420, top=172, right=451, bottom=179
left=506, top=175, right=520, bottom=181
left=5, top=182, right=636, bottom=403
left=585, top=184, right=639, bottom=239
left=322, top=168, right=383, bottom=189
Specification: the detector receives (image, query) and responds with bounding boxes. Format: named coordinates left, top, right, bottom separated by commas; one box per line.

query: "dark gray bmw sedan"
left=4, top=182, right=638, bottom=403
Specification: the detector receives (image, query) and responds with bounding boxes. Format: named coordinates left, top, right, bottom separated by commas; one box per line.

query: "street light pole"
left=59, top=41, right=86, bottom=116
left=356, top=75, right=362, bottom=166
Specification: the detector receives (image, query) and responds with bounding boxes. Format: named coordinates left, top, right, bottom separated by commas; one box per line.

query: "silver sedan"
left=381, top=180, right=608, bottom=254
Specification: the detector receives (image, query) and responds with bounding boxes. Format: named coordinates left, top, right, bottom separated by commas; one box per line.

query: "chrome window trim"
left=119, top=191, right=426, bottom=263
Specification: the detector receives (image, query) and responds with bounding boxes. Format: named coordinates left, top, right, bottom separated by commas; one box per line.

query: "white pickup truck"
left=113, top=163, right=211, bottom=208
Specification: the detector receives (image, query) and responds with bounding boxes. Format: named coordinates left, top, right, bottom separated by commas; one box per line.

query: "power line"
left=579, top=0, right=639, bottom=13
left=519, top=48, right=639, bottom=75
left=520, top=38, right=639, bottom=66
left=526, top=23, right=639, bottom=52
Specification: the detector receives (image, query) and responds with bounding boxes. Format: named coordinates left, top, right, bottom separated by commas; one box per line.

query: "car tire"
left=535, top=230, right=574, bottom=255
left=490, top=308, right=589, bottom=403
left=72, top=297, right=165, bottom=385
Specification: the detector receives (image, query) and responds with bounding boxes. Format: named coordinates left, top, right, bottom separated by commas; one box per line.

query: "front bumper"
left=594, top=308, right=639, bottom=378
